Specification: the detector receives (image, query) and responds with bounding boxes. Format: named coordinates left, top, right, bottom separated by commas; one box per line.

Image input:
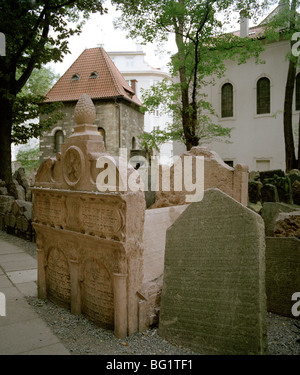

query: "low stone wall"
left=265, top=237, right=300, bottom=318
left=0, top=168, right=34, bottom=241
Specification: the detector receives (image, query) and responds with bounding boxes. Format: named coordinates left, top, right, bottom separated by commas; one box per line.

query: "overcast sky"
left=50, top=0, right=177, bottom=76
left=50, top=1, right=277, bottom=77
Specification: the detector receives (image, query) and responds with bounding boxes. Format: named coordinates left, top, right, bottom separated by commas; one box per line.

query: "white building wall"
left=197, top=38, right=298, bottom=172
left=108, top=48, right=173, bottom=165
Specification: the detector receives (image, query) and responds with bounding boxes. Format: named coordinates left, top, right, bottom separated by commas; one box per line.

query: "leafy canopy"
left=113, top=0, right=275, bottom=151
left=12, top=66, right=63, bottom=145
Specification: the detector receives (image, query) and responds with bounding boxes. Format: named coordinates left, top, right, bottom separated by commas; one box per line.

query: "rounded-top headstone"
left=74, top=94, right=96, bottom=125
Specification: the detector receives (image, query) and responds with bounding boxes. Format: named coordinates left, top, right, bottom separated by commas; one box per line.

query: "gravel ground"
left=1, top=231, right=300, bottom=355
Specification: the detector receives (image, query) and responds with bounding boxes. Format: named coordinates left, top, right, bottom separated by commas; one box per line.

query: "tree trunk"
left=298, top=113, right=300, bottom=170
left=175, top=18, right=199, bottom=151
left=283, top=0, right=298, bottom=172
left=283, top=56, right=297, bottom=172
left=0, top=95, right=14, bottom=185
left=284, top=57, right=298, bottom=172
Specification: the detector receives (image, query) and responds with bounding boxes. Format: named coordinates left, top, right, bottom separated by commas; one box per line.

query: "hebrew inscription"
left=81, top=259, right=114, bottom=329
left=47, top=248, right=71, bottom=307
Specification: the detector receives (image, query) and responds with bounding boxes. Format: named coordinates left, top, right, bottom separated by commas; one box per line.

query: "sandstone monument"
left=32, top=93, right=260, bottom=348
left=32, top=94, right=146, bottom=338
left=150, top=147, right=248, bottom=208
left=158, top=188, right=268, bottom=355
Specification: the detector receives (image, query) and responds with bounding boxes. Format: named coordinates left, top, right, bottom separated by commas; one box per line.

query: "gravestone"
left=151, top=147, right=248, bottom=208
left=266, top=237, right=300, bottom=317
left=32, top=94, right=146, bottom=338
left=261, top=184, right=279, bottom=203
left=261, top=202, right=298, bottom=236
left=274, top=211, right=300, bottom=238
left=159, top=188, right=268, bottom=355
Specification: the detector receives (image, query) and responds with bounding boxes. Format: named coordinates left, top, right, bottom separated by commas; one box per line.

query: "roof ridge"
left=99, top=47, right=124, bottom=97
left=100, top=47, right=135, bottom=96
left=44, top=46, right=141, bottom=105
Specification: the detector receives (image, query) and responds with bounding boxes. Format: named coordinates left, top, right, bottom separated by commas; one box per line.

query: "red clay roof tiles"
left=45, top=47, right=142, bottom=106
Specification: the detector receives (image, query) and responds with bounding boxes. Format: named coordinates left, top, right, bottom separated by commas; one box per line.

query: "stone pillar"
left=69, top=260, right=81, bottom=315
left=113, top=273, right=128, bottom=339
left=233, top=164, right=248, bottom=206
left=37, top=249, right=47, bottom=299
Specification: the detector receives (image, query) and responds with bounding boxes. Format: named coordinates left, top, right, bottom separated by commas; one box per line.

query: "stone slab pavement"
left=0, top=237, right=70, bottom=355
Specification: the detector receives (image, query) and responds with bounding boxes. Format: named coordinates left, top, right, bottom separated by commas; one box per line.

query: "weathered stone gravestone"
left=32, top=94, right=146, bottom=338
left=151, top=147, right=248, bottom=208
left=159, top=188, right=268, bottom=355
left=265, top=237, right=300, bottom=318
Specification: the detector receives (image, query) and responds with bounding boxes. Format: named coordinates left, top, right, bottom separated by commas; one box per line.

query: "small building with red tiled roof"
left=40, top=47, right=144, bottom=161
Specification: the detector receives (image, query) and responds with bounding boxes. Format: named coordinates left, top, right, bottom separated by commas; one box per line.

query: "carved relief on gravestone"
left=32, top=94, right=146, bottom=339
left=79, top=196, right=125, bottom=240
left=63, top=146, right=84, bottom=186
left=46, top=248, right=71, bottom=308
left=81, top=258, right=114, bottom=329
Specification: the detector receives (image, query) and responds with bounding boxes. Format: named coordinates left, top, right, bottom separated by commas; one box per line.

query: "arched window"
left=296, top=73, right=300, bottom=111
left=221, top=83, right=233, bottom=118
left=54, top=130, right=64, bottom=153
left=132, top=136, right=137, bottom=150
left=257, top=77, right=270, bottom=114
left=98, top=127, right=105, bottom=144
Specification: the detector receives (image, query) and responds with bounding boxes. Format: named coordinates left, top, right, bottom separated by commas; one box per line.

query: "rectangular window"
left=126, top=58, right=133, bottom=68
left=256, top=160, right=270, bottom=171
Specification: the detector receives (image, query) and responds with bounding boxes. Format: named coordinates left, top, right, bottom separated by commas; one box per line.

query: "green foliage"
left=113, top=0, right=274, bottom=150
left=16, top=146, right=40, bottom=175
left=12, top=66, right=64, bottom=145
left=0, top=0, right=107, bottom=182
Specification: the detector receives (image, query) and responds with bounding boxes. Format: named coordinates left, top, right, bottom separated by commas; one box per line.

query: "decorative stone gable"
left=32, top=94, right=146, bottom=338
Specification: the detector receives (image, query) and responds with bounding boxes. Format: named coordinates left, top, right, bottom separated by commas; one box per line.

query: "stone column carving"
left=113, top=273, right=128, bottom=339
left=69, top=260, right=81, bottom=315
left=37, top=248, right=47, bottom=299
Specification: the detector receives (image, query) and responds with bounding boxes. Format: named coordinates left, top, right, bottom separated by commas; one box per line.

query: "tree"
left=12, top=66, right=63, bottom=145
left=16, top=146, right=40, bottom=177
left=0, top=0, right=106, bottom=186
left=112, top=0, right=272, bottom=151
left=265, top=0, right=300, bottom=171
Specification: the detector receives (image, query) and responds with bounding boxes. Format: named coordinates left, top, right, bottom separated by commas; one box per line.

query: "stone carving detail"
left=81, top=259, right=114, bottom=329
left=73, top=93, right=96, bottom=125
left=33, top=94, right=146, bottom=339
left=34, top=192, right=66, bottom=228
left=63, top=146, right=83, bottom=186
left=80, top=197, right=125, bottom=240
left=46, top=248, right=71, bottom=307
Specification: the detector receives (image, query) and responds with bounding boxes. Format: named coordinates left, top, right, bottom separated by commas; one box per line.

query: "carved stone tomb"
left=32, top=94, right=146, bottom=338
